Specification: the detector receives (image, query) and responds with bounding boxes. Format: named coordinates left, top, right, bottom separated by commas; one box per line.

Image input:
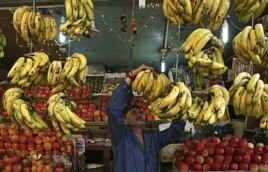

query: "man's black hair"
left=123, top=104, right=141, bottom=117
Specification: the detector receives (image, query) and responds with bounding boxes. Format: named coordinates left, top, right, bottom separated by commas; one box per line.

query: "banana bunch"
left=162, top=0, right=230, bottom=31
left=148, top=81, right=192, bottom=119
left=192, top=0, right=230, bottom=31
left=259, top=48, right=268, bottom=68
left=0, top=28, right=7, bottom=58
left=259, top=113, right=268, bottom=130
left=162, top=0, right=193, bottom=25
left=47, top=53, right=88, bottom=93
left=182, top=84, right=229, bottom=126
left=60, top=0, right=94, bottom=39
left=182, top=28, right=227, bottom=78
left=2, top=87, right=48, bottom=130
left=13, top=6, right=58, bottom=44
left=233, top=0, right=268, bottom=24
left=229, top=72, right=268, bottom=118
left=132, top=69, right=170, bottom=102
left=233, top=24, right=268, bottom=66
left=47, top=92, right=86, bottom=134
left=7, top=51, right=50, bottom=87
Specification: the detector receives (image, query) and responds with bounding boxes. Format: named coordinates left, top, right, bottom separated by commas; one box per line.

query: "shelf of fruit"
left=174, top=134, right=268, bottom=171
left=0, top=124, right=74, bottom=171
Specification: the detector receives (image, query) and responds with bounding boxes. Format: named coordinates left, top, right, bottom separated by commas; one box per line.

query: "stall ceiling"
left=0, top=0, right=267, bottom=73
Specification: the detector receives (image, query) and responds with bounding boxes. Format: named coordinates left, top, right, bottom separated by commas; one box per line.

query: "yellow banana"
left=158, top=86, right=180, bottom=109
left=252, top=79, right=264, bottom=104
left=20, top=101, right=33, bottom=123
left=247, top=73, right=260, bottom=93
left=72, top=53, right=87, bottom=70
left=7, top=57, right=25, bottom=78
left=255, top=23, right=266, bottom=47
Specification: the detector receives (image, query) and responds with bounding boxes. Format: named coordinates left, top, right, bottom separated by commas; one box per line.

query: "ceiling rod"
left=0, top=4, right=64, bottom=10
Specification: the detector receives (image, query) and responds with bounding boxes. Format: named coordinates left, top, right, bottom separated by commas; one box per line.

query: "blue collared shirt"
left=108, top=81, right=186, bottom=172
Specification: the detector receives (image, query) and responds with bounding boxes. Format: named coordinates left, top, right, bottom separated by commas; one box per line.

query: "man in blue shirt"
left=108, top=64, right=186, bottom=172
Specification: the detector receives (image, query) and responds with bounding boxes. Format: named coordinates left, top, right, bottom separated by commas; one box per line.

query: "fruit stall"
left=0, top=0, right=267, bottom=171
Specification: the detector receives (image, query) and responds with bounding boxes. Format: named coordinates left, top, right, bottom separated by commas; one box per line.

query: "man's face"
left=125, top=107, right=145, bottom=127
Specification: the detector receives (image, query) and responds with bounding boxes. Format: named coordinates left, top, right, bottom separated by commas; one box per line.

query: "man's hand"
left=131, top=64, right=154, bottom=77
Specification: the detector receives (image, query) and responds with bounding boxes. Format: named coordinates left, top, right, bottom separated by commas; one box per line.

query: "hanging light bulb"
left=160, top=57, right=166, bottom=73
left=222, top=19, right=229, bottom=43
left=139, top=0, right=146, bottom=9
left=59, top=16, right=66, bottom=43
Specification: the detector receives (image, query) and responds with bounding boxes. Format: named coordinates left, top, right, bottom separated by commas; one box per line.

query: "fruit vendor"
left=108, top=64, right=186, bottom=172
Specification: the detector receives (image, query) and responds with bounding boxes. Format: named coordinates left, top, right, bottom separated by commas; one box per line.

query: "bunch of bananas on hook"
left=0, top=28, right=7, bottom=58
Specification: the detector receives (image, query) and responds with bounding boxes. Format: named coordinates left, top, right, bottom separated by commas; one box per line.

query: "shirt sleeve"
left=107, top=80, right=131, bottom=146
left=157, top=117, right=186, bottom=149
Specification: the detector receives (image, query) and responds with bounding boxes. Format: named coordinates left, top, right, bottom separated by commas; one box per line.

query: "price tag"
left=76, top=138, right=85, bottom=155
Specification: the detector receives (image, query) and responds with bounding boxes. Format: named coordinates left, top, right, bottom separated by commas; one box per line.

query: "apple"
left=19, top=135, right=27, bottom=144
left=219, top=140, right=228, bottom=148
left=213, top=154, right=224, bottom=163
left=230, top=137, right=239, bottom=144
left=194, top=142, right=205, bottom=152
left=230, top=163, right=238, bottom=171
left=175, top=161, right=189, bottom=172
left=195, top=155, right=204, bottom=164
left=252, top=155, right=262, bottom=164
left=188, top=150, right=197, bottom=157
left=223, top=154, right=232, bottom=163
left=235, top=147, right=245, bottom=155
left=233, top=155, right=242, bottom=163
left=0, top=127, right=8, bottom=135
left=215, top=147, right=224, bottom=155
left=210, top=136, right=220, bottom=144
left=264, top=145, right=268, bottom=153
left=254, top=146, right=264, bottom=155
left=44, top=143, right=52, bottom=151
left=239, top=163, right=249, bottom=171
left=239, top=138, right=248, bottom=149
left=27, top=143, right=35, bottom=151
left=22, top=167, right=31, bottom=172
left=12, top=156, right=21, bottom=164
left=221, top=163, right=229, bottom=171
left=224, top=133, right=233, bottom=141
left=249, top=163, right=259, bottom=172
left=262, top=153, right=268, bottom=163
left=185, top=156, right=195, bottom=166
left=225, top=147, right=234, bottom=155
left=242, top=154, right=251, bottom=163
left=10, top=135, right=19, bottom=142
left=259, top=163, right=268, bottom=171
left=184, top=140, right=193, bottom=150
left=11, top=142, right=19, bottom=150
left=245, top=148, right=254, bottom=156
left=211, top=163, right=221, bottom=171
left=201, top=137, right=209, bottom=144
left=202, top=163, right=210, bottom=171
left=200, top=149, right=208, bottom=157
left=204, top=156, right=213, bottom=164
left=192, top=163, right=202, bottom=171
left=248, top=142, right=254, bottom=149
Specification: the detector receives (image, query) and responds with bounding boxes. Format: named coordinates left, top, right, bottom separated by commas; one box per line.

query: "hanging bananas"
left=234, top=0, right=268, bottom=24
left=162, top=0, right=230, bottom=31
left=183, top=84, right=229, bottom=126
left=0, top=28, right=7, bottom=58
left=60, top=0, right=94, bottom=39
left=7, top=51, right=50, bottom=87
left=229, top=72, right=268, bottom=118
left=47, top=92, right=86, bottom=135
left=13, top=6, right=58, bottom=44
left=233, top=23, right=268, bottom=67
left=47, top=53, right=88, bottom=93
left=2, top=87, right=48, bottom=130
left=181, top=28, right=227, bottom=78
